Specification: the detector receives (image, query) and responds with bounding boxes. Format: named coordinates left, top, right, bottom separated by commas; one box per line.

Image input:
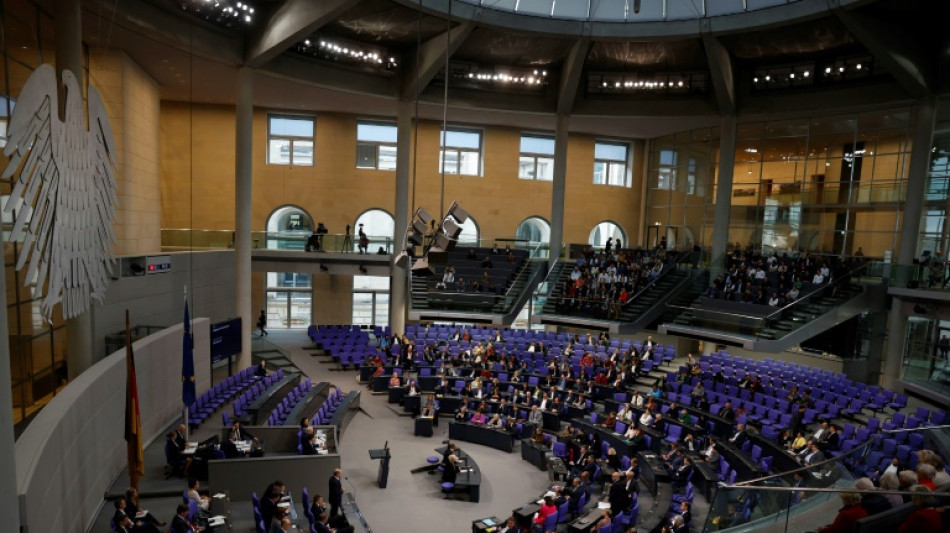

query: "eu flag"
left=182, top=299, right=196, bottom=407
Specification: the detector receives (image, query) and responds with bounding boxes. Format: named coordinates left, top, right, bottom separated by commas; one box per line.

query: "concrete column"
left=549, top=114, right=569, bottom=266
left=53, top=0, right=95, bottom=380
left=883, top=296, right=907, bottom=390
left=710, top=115, right=737, bottom=271
left=897, top=97, right=937, bottom=267
left=390, top=100, right=412, bottom=334
left=234, top=68, right=253, bottom=370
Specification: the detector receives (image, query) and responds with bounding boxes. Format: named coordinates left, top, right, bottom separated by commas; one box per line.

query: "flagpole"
left=183, top=286, right=189, bottom=441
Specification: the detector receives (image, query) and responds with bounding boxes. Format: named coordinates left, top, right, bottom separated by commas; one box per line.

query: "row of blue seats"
left=188, top=366, right=261, bottom=427
left=265, top=379, right=315, bottom=426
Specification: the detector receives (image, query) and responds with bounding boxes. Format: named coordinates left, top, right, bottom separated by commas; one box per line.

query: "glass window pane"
left=595, top=141, right=627, bottom=161
left=440, top=150, right=459, bottom=174
left=292, top=140, right=313, bottom=166
left=519, top=156, right=536, bottom=179
left=459, top=150, right=480, bottom=175
left=659, top=149, right=677, bottom=166
left=536, top=157, right=554, bottom=181
left=593, top=161, right=606, bottom=184
left=442, top=129, right=481, bottom=149
left=289, top=292, right=311, bottom=328
left=270, top=116, right=313, bottom=137
left=269, top=139, right=290, bottom=164
left=520, top=135, right=555, bottom=155
left=608, top=162, right=627, bottom=186
left=356, top=143, right=377, bottom=168
left=378, top=145, right=397, bottom=170
left=357, top=122, right=397, bottom=143
left=374, top=293, right=389, bottom=326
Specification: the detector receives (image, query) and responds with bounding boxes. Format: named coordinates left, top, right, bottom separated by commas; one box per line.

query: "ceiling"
left=71, top=0, right=950, bottom=139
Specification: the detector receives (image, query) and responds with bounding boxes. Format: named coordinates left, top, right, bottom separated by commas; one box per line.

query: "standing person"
left=341, top=224, right=352, bottom=253
left=329, top=468, right=344, bottom=518
left=357, top=224, right=369, bottom=254
left=257, top=309, right=267, bottom=337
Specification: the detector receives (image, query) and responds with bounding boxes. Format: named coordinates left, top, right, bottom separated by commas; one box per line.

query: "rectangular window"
left=656, top=149, right=677, bottom=190
left=593, top=141, right=630, bottom=187
left=268, top=115, right=315, bottom=166
left=439, top=127, right=482, bottom=176
left=519, top=134, right=555, bottom=181
left=356, top=121, right=398, bottom=170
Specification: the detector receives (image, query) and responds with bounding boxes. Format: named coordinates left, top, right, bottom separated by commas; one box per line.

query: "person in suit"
left=802, top=441, right=825, bottom=467
left=220, top=434, right=242, bottom=459
left=310, top=494, right=353, bottom=532
left=607, top=472, right=629, bottom=516
left=255, top=360, right=268, bottom=377
left=165, top=432, right=191, bottom=477
left=497, top=517, right=518, bottom=533
left=718, top=401, right=736, bottom=422
left=125, top=487, right=165, bottom=527
left=812, top=421, right=830, bottom=443
left=230, top=421, right=255, bottom=442
left=442, top=454, right=460, bottom=485
left=260, top=489, right=280, bottom=526
left=672, top=456, right=695, bottom=485
left=170, top=503, right=202, bottom=533
left=728, top=424, right=748, bottom=447
left=113, top=497, right=161, bottom=533
left=819, top=424, right=840, bottom=453
left=302, top=432, right=322, bottom=455
left=328, top=468, right=344, bottom=517
left=313, top=513, right=332, bottom=533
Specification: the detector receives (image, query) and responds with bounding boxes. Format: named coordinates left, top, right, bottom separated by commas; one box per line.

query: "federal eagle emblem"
left=2, top=64, right=118, bottom=321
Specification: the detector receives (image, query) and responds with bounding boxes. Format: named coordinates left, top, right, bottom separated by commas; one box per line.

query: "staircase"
left=659, top=279, right=887, bottom=352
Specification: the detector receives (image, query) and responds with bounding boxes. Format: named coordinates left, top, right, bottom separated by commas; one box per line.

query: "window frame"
left=356, top=120, right=398, bottom=171
left=518, top=133, right=555, bottom=181
left=593, top=140, right=631, bottom=187
left=439, top=126, right=484, bottom=177
left=267, top=114, right=316, bottom=167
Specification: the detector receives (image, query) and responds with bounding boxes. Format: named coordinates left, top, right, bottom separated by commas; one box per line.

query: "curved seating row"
left=188, top=365, right=260, bottom=427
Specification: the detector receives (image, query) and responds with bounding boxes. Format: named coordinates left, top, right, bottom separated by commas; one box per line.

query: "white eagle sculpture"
left=2, top=64, right=118, bottom=321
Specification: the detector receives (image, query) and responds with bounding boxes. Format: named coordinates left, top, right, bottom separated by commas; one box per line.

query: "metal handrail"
left=761, top=261, right=870, bottom=322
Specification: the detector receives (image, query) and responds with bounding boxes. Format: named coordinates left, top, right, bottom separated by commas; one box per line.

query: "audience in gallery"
left=706, top=247, right=866, bottom=306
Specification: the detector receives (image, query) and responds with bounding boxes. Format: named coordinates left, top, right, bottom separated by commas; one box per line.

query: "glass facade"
left=647, top=109, right=914, bottom=258
left=647, top=127, right=719, bottom=250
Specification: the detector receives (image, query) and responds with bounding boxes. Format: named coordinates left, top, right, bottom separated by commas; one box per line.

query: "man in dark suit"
left=672, top=456, right=695, bottom=485
left=728, top=424, right=748, bottom=447
left=607, top=472, right=629, bottom=516
left=220, top=435, right=242, bottom=459
left=801, top=441, right=825, bottom=467
left=302, top=433, right=320, bottom=455
left=818, top=424, right=840, bottom=453
left=328, top=468, right=344, bottom=517
left=170, top=503, right=201, bottom=533
left=230, top=421, right=254, bottom=442
left=718, top=401, right=736, bottom=423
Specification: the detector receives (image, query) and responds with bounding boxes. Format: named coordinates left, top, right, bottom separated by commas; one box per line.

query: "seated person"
left=470, top=409, right=487, bottom=425
left=310, top=494, right=353, bottom=532
left=221, top=434, right=244, bottom=459
left=187, top=478, right=211, bottom=513
left=170, top=503, right=203, bottom=533
left=388, top=374, right=401, bottom=388
left=113, top=497, right=161, bottom=533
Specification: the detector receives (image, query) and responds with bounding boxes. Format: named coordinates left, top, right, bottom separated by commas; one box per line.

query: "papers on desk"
left=459, top=467, right=474, bottom=473
left=482, top=518, right=496, bottom=526
left=208, top=516, right=226, bottom=527
left=183, top=443, right=199, bottom=455
left=277, top=502, right=291, bottom=509
left=597, top=502, right=610, bottom=509
left=135, top=511, right=148, bottom=519
left=213, top=493, right=227, bottom=499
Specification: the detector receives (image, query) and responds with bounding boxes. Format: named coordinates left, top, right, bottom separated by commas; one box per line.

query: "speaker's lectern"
left=368, top=442, right=391, bottom=489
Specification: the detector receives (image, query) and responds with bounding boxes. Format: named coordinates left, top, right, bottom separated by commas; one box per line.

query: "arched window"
left=453, top=215, right=479, bottom=245
left=516, top=216, right=550, bottom=244
left=264, top=206, right=314, bottom=328
left=265, top=205, right=314, bottom=250
left=589, top=221, right=626, bottom=249
left=354, top=208, right=395, bottom=253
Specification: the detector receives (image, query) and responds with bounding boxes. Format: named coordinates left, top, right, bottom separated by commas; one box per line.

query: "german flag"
left=125, top=309, right=145, bottom=490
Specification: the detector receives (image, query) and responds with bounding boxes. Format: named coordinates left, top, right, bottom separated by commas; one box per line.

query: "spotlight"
left=320, top=264, right=329, bottom=272
left=447, top=201, right=470, bottom=224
